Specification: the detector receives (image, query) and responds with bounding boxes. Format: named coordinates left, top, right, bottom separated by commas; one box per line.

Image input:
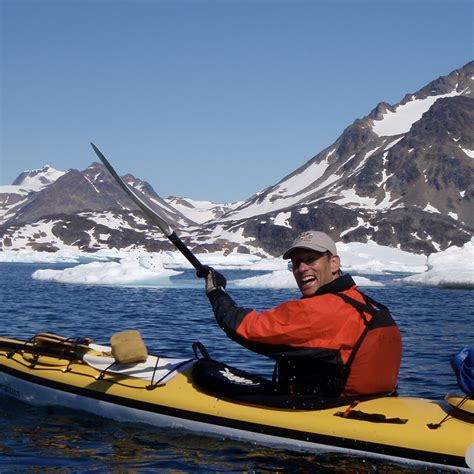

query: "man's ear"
left=330, top=255, right=341, bottom=275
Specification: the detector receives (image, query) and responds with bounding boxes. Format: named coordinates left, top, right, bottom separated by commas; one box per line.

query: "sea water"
left=1, top=262, right=473, bottom=472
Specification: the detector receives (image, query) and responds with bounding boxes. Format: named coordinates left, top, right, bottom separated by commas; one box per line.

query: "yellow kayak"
left=0, top=334, right=472, bottom=471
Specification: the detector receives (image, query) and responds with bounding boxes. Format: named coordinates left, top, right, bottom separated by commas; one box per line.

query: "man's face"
left=290, top=248, right=341, bottom=297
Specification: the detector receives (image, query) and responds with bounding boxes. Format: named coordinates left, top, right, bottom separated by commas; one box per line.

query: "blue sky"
left=1, top=0, right=472, bottom=202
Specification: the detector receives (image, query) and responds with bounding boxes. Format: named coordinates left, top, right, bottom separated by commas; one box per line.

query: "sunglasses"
left=289, top=251, right=331, bottom=270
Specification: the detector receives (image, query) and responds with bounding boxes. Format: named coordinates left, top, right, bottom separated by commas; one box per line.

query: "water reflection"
left=0, top=398, right=426, bottom=472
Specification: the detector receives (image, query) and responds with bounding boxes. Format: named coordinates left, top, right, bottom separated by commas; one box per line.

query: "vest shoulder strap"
left=334, top=291, right=380, bottom=371
left=335, top=291, right=387, bottom=318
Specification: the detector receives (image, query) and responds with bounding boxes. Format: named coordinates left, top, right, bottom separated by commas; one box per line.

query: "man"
left=202, top=231, right=402, bottom=398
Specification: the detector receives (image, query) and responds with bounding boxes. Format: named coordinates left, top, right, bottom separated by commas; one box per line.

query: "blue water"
left=1, top=262, right=473, bottom=472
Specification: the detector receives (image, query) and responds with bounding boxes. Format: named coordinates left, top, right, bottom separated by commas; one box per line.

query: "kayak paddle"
left=90, top=142, right=207, bottom=275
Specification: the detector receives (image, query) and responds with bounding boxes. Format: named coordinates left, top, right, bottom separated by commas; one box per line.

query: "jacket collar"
left=307, top=274, right=356, bottom=298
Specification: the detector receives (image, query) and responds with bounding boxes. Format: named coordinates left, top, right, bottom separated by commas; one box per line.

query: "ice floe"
left=401, top=239, right=474, bottom=288
left=31, top=254, right=181, bottom=286
left=4, top=238, right=473, bottom=289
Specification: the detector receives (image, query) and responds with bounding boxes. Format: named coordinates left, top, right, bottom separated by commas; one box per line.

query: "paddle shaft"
left=167, top=231, right=206, bottom=273
left=90, top=143, right=206, bottom=274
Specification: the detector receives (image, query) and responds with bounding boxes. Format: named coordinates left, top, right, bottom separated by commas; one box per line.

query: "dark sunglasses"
left=289, top=251, right=331, bottom=270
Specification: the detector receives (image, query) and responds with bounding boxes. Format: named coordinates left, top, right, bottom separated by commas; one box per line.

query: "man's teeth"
left=302, top=276, right=315, bottom=283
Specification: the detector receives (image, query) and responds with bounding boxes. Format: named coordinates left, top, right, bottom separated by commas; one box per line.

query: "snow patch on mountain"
left=219, top=149, right=345, bottom=222
left=460, top=147, right=474, bottom=158
left=273, top=211, right=292, bottom=228
left=383, top=137, right=404, bottom=150
left=79, top=211, right=154, bottom=231
left=0, top=187, right=31, bottom=223
left=165, top=197, right=241, bottom=224
left=331, top=188, right=378, bottom=208
left=372, top=90, right=465, bottom=137
left=2, top=219, right=63, bottom=251
left=206, top=224, right=254, bottom=244
left=274, top=151, right=333, bottom=196
left=12, top=165, right=66, bottom=191
left=83, top=175, right=103, bottom=195
left=0, top=186, right=31, bottom=195
left=353, top=146, right=381, bottom=172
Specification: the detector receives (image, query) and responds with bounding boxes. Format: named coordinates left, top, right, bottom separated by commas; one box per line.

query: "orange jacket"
left=208, top=274, right=402, bottom=397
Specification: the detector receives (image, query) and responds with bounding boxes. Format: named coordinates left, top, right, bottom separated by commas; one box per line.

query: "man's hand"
left=196, top=266, right=227, bottom=294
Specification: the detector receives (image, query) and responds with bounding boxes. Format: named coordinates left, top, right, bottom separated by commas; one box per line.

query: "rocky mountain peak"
left=12, top=165, right=66, bottom=191
left=415, top=60, right=473, bottom=99
left=1, top=62, right=472, bottom=257
left=190, top=62, right=473, bottom=255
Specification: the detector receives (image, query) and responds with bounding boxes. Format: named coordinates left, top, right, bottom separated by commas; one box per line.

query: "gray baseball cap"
left=283, top=231, right=337, bottom=259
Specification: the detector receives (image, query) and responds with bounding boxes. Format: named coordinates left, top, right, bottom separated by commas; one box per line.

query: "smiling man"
left=203, top=231, right=402, bottom=398
left=284, top=231, right=341, bottom=297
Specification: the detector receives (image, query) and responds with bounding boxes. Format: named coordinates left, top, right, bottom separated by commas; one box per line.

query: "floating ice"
left=31, top=254, right=181, bottom=286
left=401, top=239, right=474, bottom=288
left=5, top=238, right=474, bottom=288
left=337, top=241, right=427, bottom=274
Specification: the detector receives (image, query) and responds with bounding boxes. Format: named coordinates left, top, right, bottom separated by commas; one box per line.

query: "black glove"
left=196, top=266, right=227, bottom=294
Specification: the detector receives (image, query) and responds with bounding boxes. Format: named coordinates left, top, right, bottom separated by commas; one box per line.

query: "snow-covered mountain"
left=0, top=165, right=66, bottom=224
left=184, top=61, right=473, bottom=256
left=165, top=196, right=242, bottom=224
left=1, top=61, right=472, bottom=257
left=12, top=165, right=66, bottom=191
left=0, top=162, right=200, bottom=253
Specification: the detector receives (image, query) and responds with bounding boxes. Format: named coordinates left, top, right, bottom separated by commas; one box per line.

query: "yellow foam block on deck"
left=110, top=330, right=148, bottom=364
